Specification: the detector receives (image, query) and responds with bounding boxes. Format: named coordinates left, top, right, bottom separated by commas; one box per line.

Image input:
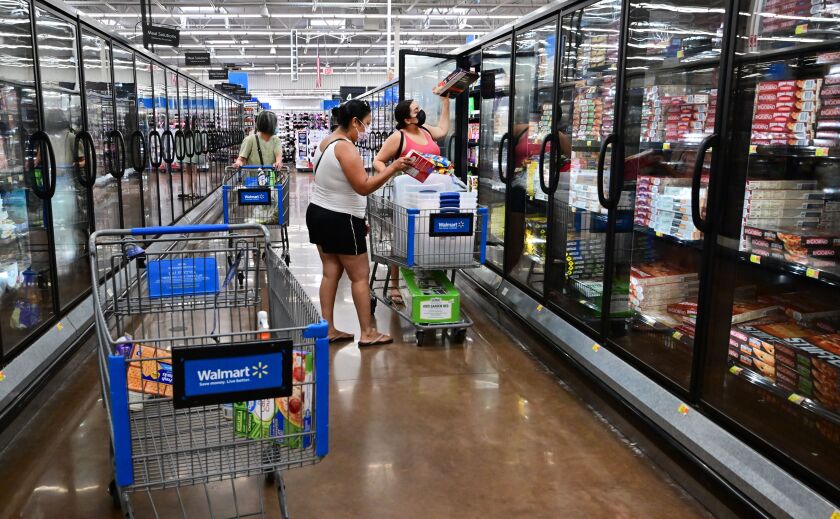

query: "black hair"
left=331, top=99, right=371, bottom=129
left=256, top=111, right=277, bottom=135
left=394, top=99, right=414, bottom=129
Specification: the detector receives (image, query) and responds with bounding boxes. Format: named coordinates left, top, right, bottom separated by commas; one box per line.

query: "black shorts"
left=306, top=203, right=368, bottom=255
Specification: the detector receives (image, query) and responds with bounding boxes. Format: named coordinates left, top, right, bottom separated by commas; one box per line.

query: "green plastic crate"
left=400, top=268, right=461, bottom=324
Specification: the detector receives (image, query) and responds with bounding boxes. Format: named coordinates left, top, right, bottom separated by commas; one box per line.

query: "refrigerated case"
left=355, top=80, right=398, bottom=171
left=152, top=61, right=173, bottom=227
left=0, top=0, right=242, bottom=370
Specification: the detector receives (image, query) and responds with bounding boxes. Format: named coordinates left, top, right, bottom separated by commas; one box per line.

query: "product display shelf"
left=633, top=225, right=704, bottom=250
left=735, top=248, right=840, bottom=289
left=749, top=145, right=840, bottom=160
left=728, top=364, right=840, bottom=427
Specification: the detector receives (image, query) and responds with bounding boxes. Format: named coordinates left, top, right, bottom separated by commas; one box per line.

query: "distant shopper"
left=233, top=111, right=282, bottom=170
left=373, top=97, right=450, bottom=304
left=307, top=100, right=409, bottom=346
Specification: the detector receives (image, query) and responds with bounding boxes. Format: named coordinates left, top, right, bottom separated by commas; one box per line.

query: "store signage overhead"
left=185, top=52, right=211, bottom=66
left=208, top=69, right=229, bottom=80
left=142, top=24, right=179, bottom=47
left=218, top=83, right=238, bottom=92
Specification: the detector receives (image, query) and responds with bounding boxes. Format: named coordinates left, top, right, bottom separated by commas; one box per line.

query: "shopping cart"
left=90, top=223, right=329, bottom=519
left=367, top=183, right=488, bottom=345
left=222, top=166, right=291, bottom=263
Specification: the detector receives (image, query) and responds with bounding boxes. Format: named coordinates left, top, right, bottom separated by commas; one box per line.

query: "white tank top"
left=310, top=138, right=367, bottom=219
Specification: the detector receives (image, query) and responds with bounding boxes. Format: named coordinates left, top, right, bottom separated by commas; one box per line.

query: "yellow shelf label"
left=795, top=23, right=808, bottom=34
left=750, top=254, right=761, bottom=264
left=0, top=371, right=5, bottom=382
left=729, top=365, right=743, bottom=375
left=655, top=231, right=663, bottom=237
left=815, top=147, right=829, bottom=157
left=536, top=304, right=543, bottom=312
left=829, top=511, right=840, bottom=519
left=662, top=142, right=671, bottom=151
left=749, top=145, right=757, bottom=154
left=678, top=403, right=689, bottom=416
left=586, top=140, right=592, bottom=147
left=56, top=322, right=63, bottom=331
left=672, top=331, right=683, bottom=340
left=806, top=268, right=819, bottom=279
left=592, top=343, right=600, bottom=352
left=788, top=393, right=806, bottom=405
left=676, top=50, right=685, bottom=59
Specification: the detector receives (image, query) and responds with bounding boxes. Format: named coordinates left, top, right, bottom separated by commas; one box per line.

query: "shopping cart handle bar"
left=130, top=224, right=232, bottom=235
left=303, top=320, right=329, bottom=339
left=240, top=165, right=274, bottom=169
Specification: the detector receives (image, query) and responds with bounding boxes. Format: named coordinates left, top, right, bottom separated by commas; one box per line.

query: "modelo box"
left=399, top=268, right=460, bottom=324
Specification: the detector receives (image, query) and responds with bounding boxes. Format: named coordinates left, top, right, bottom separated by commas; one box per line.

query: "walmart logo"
left=252, top=361, right=269, bottom=379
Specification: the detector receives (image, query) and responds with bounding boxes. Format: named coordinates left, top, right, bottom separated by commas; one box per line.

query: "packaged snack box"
left=126, top=344, right=173, bottom=398
left=272, top=350, right=313, bottom=449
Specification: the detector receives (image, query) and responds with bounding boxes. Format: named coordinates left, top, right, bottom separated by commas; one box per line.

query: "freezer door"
left=113, top=43, right=140, bottom=229
left=35, top=5, right=91, bottom=312
left=477, top=38, right=513, bottom=273
left=702, top=4, right=840, bottom=499
left=135, top=56, right=157, bottom=227
left=544, top=0, right=623, bottom=335
left=0, top=0, right=54, bottom=359
left=152, top=62, right=173, bottom=226
left=507, top=18, right=560, bottom=297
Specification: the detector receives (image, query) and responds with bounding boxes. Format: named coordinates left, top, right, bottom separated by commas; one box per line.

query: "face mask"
left=415, top=110, right=426, bottom=126
left=355, top=120, right=370, bottom=141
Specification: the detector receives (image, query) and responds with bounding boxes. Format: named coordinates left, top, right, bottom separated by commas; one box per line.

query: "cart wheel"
left=108, top=479, right=121, bottom=509
left=451, top=328, right=467, bottom=344
left=370, top=296, right=377, bottom=314
left=415, top=330, right=426, bottom=346
left=265, top=470, right=275, bottom=483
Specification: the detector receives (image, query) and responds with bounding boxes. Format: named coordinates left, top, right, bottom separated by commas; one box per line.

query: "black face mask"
left=415, top=110, right=426, bottom=126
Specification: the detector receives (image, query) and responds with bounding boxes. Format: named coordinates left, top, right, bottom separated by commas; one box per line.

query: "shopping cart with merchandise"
left=367, top=180, right=488, bottom=345
left=90, top=223, right=329, bottom=519
left=222, top=165, right=291, bottom=262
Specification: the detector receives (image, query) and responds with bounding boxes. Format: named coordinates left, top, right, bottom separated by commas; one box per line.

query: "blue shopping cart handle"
left=131, top=224, right=231, bottom=235
left=240, top=165, right=274, bottom=169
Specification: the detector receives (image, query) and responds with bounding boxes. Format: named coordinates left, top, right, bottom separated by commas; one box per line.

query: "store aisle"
left=0, top=171, right=712, bottom=519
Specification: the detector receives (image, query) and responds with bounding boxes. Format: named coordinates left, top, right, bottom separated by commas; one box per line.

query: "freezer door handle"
left=692, top=133, right=717, bottom=233
left=538, top=133, right=557, bottom=195
left=27, top=131, right=56, bottom=200
left=174, top=129, right=186, bottom=162
left=498, top=132, right=509, bottom=184
left=74, top=131, right=96, bottom=188
left=162, top=130, right=175, bottom=165
left=597, top=133, right=615, bottom=209
left=201, top=130, right=209, bottom=154
left=107, top=130, right=126, bottom=180
left=184, top=129, right=195, bottom=159
left=447, top=134, right=456, bottom=161
left=129, top=130, right=146, bottom=174
left=148, top=130, right=162, bottom=169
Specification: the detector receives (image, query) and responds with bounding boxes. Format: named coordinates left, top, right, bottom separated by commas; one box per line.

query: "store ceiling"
left=68, top=0, right=550, bottom=76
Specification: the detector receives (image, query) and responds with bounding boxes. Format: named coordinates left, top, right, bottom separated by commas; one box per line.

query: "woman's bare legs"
left=317, top=246, right=354, bottom=341
left=339, top=252, right=391, bottom=343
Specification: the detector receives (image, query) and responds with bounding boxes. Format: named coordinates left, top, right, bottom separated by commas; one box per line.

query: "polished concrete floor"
left=0, top=170, right=712, bottom=518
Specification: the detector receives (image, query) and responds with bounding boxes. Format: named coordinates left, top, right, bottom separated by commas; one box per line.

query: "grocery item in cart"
left=399, top=268, right=461, bottom=324
left=126, top=343, right=173, bottom=398
left=272, top=350, right=313, bottom=449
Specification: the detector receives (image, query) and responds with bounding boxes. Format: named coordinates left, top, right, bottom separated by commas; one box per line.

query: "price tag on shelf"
left=672, top=331, right=683, bottom=340
left=750, top=254, right=761, bottom=264
left=592, top=343, right=601, bottom=352
left=56, top=322, right=63, bottom=332
left=662, top=142, right=671, bottom=151
left=729, top=365, right=743, bottom=376
left=0, top=371, right=5, bottom=382
left=806, top=268, right=820, bottom=279
left=795, top=23, right=808, bottom=34
left=749, top=145, right=757, bottom=154
left=815, top=147, right=829, bottom=157
left=655, top=231, right=663, bottom=237
left=586, top=140, right=592, bottom=147
left=788, top=393, right=806, bottom=405
left=829, top=510, right=840, bottom=519
left=677, top=403, right=689, bottom=416
left=536, top=304, right=543, bottom=313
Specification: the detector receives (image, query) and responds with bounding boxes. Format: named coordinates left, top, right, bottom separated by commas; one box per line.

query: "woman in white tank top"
left=306, top=100, right=409, bottom=346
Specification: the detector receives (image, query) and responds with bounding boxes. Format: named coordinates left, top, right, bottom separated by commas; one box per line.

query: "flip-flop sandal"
left=358, top=334, right=394, bottom=347
left=328, top=333, right=354, bottom=344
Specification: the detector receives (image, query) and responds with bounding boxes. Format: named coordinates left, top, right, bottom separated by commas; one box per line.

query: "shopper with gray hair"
left=234, top=110, right=282, bottom=170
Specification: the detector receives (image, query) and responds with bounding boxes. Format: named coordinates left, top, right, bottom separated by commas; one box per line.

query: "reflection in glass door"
left=135, top=57, right=156, bottom=227
left=544, top=0, right=622, bottom=335
left=400, top=52, right=457, bottom=164
left=477, top=38, right=512, bottom=272
left=35, top=5, right=90, bottom=311
left=167, top=70, right=183, bottom=220
left=82, top=31, right=119, bottom=233
left=703, top=3, right=840, bottom=496
left=608, top=1, right=725, bottom=389
left=0, top=0, right=53, bottom=358
left=152, top=63, right=172, bottom=226
left=509, top=19, right=559, bottom=296
left=113, top=44, right=140, bottom=229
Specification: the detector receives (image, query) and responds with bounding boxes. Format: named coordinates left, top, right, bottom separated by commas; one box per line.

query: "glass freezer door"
left=508, top=18, right=560, bottom=296
left=400, top=51, right=458, bottom=165
left=167, top=70, right=183, bottom=221
left=477, top=38, right=513, bottom=273
left=545, top=0, right=622, bottom=334
left=0, top=0, right=53, bottom=360
left=113, top=43, right=140, bottom=229
left=607, top=1, right=726, bottom=390
left=152, top=62, right=172, bottom=226
left=34, top=5, right=90, bottom=311
left=703, top=2, right=840, bottom=498
left=135, top=57, right=157, bottom=227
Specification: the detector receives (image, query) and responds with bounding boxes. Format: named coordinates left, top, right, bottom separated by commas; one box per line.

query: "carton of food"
left=126, top=344, right=173, bottom=398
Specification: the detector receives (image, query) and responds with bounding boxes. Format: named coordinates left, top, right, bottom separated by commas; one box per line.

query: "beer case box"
left=399, top=268, right=461, bottom=324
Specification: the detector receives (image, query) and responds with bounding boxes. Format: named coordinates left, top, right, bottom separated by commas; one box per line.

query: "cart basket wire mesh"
left=223, top=166, right=290, bottom=229
left=90, top=223, right=328, bottom=496
left=367, top=189, right=488, bottom=269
